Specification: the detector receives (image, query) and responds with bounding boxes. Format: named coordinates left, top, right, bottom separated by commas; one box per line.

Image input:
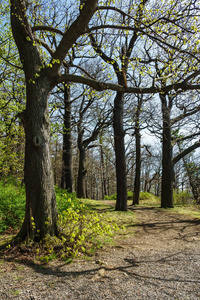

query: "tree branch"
left=50, top=0, right=98, bottom=75
left=173, top=141, right=200, bottom=165
left=171, top=105, right=200, bottom=125
left=55, top=73, right=200, bottom=94
left=173, top=132, right=200, bottom=143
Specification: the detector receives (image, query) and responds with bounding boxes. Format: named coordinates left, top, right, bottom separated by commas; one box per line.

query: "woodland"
left=0, top=0, right=200, bottom=260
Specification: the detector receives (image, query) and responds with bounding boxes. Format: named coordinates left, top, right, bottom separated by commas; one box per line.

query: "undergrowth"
left=0, top=181, right=121, bottom=263
left=173, top=190, right=193, bottom=206
left=33, top=202, right=120, bottom=263
left=0, top=181, right=25, bottom=232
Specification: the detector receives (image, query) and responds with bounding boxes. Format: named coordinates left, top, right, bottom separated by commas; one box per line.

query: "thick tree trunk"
left=114, top=92, right=127, bottom=211
left=17, top=80, right=58, bottom=241
left=11, top=0, right=58, bottom=241
left=77, top=146, right=86, bottom=198
left=61, top=84, right=73, bottom=192
left=161, top=94, right=174, bottom=208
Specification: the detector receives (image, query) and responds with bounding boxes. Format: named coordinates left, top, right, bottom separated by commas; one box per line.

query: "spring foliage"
left=0, top=181, right=120, bottom=262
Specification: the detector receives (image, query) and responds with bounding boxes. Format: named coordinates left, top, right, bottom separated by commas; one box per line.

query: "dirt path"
left=0, top=206, right=200, bottom=299
left=128, top=206, right=200, bottom=253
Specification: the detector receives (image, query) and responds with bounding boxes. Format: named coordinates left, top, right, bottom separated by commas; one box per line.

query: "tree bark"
left=61, top=83, right=73, bottom=192
left=132, top=98, right=142, bottom=205
left=11, top=0, right=58, bottom=240
left=77, top=145, right=86, bottom=198
left=133, top=127, right=141, bottom=205
left=160, top=94, right=174, bottom=208
left=100, top=146, right=107, bottom=199
left=17, top=79, right=58, bottom=240
left=114, top=92, right=127, bottom=211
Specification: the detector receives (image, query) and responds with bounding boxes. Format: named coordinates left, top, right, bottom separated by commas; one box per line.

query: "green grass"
left=161, top=205, right=200, bottom=219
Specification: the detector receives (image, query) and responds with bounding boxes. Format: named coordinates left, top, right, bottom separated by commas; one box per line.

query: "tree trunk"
left=181, top=155, right=200, bottom=203
left=77, top=146, right=86, bottom=198
left=133, top=128, right=141, bottom=205
left=100, top=143, right=107, bottom=199
left=61, top=83, right=73, bottom=192
left=17, top=80, right=58, bottom=241
left=114, top=92, right=127, bottom=211
left=132, top=98, right=142, bottom=205
left=11, top=0, right=58, bottom=241
left=161, top=94, right=174, bottom=208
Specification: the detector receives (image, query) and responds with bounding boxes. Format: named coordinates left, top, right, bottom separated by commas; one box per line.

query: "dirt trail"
left=0, top=206, right=200, bottom=299
left=127, top=206, right=200, bottom=253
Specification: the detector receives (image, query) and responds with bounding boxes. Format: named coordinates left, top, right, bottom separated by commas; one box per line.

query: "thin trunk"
left=181, top=153, right=200, bottom=203
left=132, top=98, right=142, bottom=205
left=54, top=139, right=58, bottom=186
left=100, top=145, right=107, bottom=199
left=133, top=127, right=141, bottom=205
left=61, top=83, right=73, bottom=192
left=77, top=146, right=86, bottom=198
left=114, top=92, right=127, bottom=211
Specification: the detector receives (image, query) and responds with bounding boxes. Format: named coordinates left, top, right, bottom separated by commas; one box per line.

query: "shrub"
left=34, top=200, right=120, bottom=262
left=127, top=191, right=133, bottom=198
left=104, top=191, right=133, bottom=200
left=139, top=192, right=153, bottom=200
left=0, top=182, right=25, bottom=232
left=173, top=190, right=192, bottom=205
left=104, top=193, right=117, bottom=200
left=0, top=182, right=120, bottom=262
left=55, top=187, right=79, bottom=213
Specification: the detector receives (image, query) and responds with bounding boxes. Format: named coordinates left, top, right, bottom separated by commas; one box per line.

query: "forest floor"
left=0, top=203, right=200, bottom=299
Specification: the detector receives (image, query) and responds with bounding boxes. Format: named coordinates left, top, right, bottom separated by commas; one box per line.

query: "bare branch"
left=56, top=73, right=200, bottom=94
left=173, top=141, right=200, bottom=165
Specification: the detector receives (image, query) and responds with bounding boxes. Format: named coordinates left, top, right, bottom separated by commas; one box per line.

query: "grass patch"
left=138, top=193, right=160, bottom=207
left=163, top=205, right=200, bottom=219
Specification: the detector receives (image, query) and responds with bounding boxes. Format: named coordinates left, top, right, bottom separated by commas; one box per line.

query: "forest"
left=0, top=0, right=200, bottom=259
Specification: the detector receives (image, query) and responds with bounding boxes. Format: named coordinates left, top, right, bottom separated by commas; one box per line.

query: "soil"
left=0, top=205, right=200, bottom=299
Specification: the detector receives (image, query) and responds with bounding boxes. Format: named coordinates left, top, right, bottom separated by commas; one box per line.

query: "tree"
left=182, top=152, right=200, bottom=204
left=89, top=0, right=150, bottom=211
left=10, top=0, right=98, bottom=241
left=76, top=88, right=111, bottom=198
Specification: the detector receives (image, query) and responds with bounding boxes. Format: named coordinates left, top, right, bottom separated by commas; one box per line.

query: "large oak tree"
left=11, top=0, right=98, bottom=240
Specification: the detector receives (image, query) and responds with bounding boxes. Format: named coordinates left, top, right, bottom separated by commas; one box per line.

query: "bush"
left=33, top=199, right=120, bottom=262
left=104, top=191, right=133, bottom=200
left=0, top=182, right=25, bottom=232
left=139, top=192, right=153, bottom=200
left=0, top=182, right=120, bottom=262
left=173, top=190, right=192, bottom=205
left=104, top=193, right=117, bottom=200
left=55, top=187, right=79, bottom=213
left=127, top=191, right=133, bottom=199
